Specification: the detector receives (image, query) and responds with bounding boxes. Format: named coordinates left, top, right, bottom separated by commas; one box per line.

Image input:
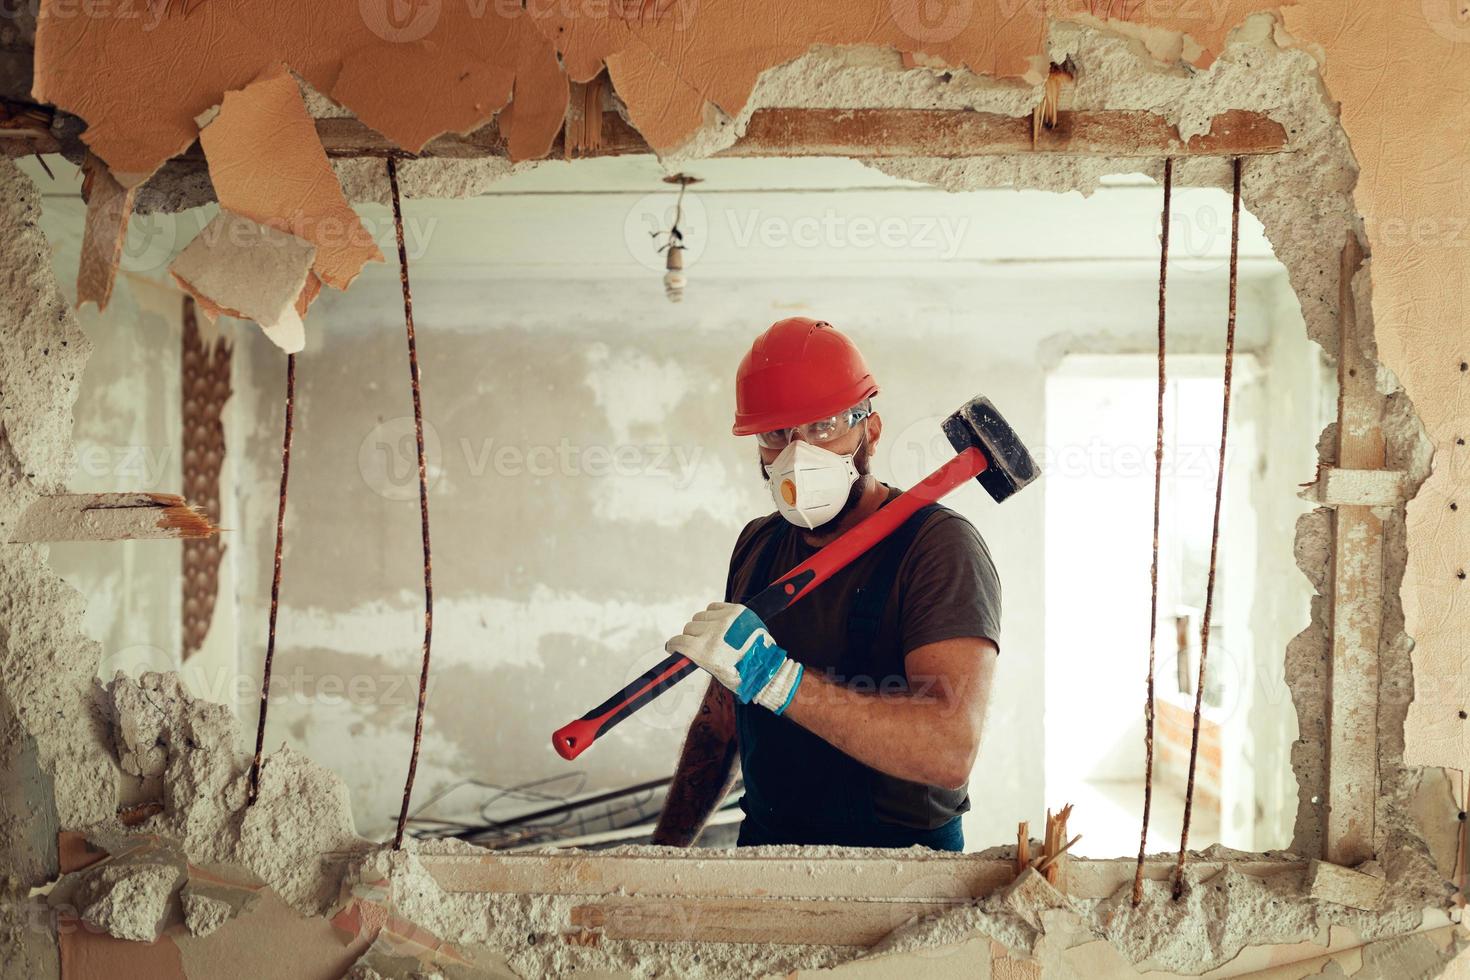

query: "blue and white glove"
left=665, top=602, right=804, bottom=714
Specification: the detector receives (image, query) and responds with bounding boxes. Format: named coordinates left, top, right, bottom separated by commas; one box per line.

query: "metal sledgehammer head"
left=942, top=395, right=1040, bottom=503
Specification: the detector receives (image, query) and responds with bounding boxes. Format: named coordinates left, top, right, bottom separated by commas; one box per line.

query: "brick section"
left=1155, top=698, right=1223, bottom=820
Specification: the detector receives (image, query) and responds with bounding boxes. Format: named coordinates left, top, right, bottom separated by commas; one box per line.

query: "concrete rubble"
left=69, top=862, right=180, bottom=943
left=0, top=10, right=1467, bottom=980
left=180, top=884, right=238, bottom=938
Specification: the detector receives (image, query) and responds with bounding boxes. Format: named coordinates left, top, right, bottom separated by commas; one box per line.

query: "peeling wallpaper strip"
left=197, top=67, right=380, bottom=298
left=75, top=151, right=134, bottom=312
left=169, top=209, right=319, bottom=353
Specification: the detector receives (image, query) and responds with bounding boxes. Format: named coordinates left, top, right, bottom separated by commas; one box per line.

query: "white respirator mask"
left=764, top=438, right=862, bottom=530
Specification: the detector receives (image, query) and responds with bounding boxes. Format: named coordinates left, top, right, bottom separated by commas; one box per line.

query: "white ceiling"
left=24, top=153, right=1282, bottom=285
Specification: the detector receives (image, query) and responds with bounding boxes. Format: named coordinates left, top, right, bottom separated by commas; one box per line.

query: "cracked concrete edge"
left=0, top=14, right=1461, bottom=979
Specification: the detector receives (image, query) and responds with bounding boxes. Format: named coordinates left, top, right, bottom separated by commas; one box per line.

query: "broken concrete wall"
left=27, top=182, right=243, bottom=721
left=1, top=3, right=1468, bottom=978
left=1275, top=1, right=1470, bottom=795
left=0, top=157, right=104, bottom=980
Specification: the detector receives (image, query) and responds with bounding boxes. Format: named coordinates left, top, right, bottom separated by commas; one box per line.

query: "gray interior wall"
left=46, top=283, right=183, bottom=679
left=228, top=264, right=1281, bottom=846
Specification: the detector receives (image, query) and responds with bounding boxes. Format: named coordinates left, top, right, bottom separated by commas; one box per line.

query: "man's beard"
left=838, top=434, right=878, bottom=520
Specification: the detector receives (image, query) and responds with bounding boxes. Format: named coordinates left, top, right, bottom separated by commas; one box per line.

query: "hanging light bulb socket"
left=654, top=173, right=700, bottom=303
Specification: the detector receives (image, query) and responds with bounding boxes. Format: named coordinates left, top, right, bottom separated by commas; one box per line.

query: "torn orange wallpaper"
left=32, top=0, right=1284, bottom=181
left=198, top=66, right=381, bottom=296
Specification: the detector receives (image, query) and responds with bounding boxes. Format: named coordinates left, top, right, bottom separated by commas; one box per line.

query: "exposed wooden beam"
left=0, top=106, right=1287, bottom=177
left=570, top=897, right=945, bottom=947
left=0, top=99, right=60, bottom=155
left=1325, top=230, right=1383, bottom=867
left=418, top=851, right=1302, bottom=902
left=1304, top=466, right=1406, bottom=508
left=313, top=107, right=1288, bottom=161
left=3, top=103, right=1287, bottom=164
left=418, top=851, right=1309, bottom=951
left=725, top=106, right=1287, bottom=159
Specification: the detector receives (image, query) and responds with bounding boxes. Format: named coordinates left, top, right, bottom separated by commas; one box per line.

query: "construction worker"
left=652, top=317, right=1001, bottom=851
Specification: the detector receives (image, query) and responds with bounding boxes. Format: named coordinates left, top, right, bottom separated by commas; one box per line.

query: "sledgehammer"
left=552, top=395, right=1038, bottom=761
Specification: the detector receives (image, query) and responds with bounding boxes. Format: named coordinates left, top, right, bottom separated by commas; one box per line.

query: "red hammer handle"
left=551, top=446, right=990, bottom=761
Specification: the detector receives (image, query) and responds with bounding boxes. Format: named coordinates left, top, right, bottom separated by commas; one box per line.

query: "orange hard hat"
left=732, top=317, right=879, bottom=436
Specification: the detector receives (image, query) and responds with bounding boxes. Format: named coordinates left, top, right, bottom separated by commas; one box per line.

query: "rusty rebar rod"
left=1173, top=156, right=1243, bottom=899
left=248, top=351, right=295, bottom=805
left=388, top=157, right=436, bottom=851
left=1133, top=156, right=1172, bottom=906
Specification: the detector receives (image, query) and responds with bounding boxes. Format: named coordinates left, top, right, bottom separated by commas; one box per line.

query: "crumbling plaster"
left=1, top=4, right=1468, bottom=978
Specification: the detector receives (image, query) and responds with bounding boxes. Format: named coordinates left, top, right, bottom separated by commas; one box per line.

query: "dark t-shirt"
left=724, top=486, right=1002, bottom=831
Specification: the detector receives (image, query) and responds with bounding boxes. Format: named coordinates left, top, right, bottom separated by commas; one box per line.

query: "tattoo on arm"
left=652, top=681, right=739, bottom=847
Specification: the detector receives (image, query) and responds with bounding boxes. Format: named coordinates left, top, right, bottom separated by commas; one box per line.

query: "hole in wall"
left=29, top=150, right=1321, bottom=858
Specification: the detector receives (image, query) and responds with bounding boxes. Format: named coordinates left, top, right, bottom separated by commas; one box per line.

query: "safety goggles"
left=755, top=402, right=872, bottom=450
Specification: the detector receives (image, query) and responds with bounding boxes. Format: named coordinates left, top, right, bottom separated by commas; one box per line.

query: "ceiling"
left=25, top=154, right=1282, bottom=286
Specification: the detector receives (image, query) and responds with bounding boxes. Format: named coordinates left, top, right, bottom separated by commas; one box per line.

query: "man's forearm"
left=782, top=640, right=996, bottom=789
left=652, top=680, right=739, bottom=847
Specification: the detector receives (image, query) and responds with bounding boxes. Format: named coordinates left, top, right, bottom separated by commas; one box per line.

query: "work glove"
left=664, top=602, right=804, bottom=714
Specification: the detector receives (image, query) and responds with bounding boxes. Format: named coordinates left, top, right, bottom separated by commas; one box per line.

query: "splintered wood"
left=1031, top=63, right=1073, bottom=144
left=1041, top=805, right=1077, bottom=888
left=563, top=74, right=606, bottom=158
left=1012, top=805, right=1079, bottom=891
left=6, top=492, right=217, bottom=543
